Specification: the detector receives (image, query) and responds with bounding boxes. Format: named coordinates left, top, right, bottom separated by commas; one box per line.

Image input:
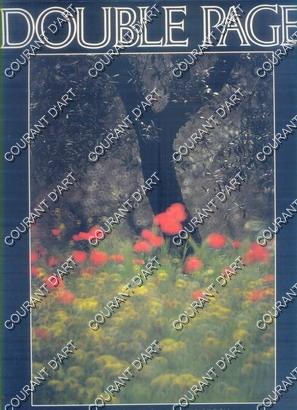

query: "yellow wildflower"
left=175, top=279, right=188, bottom=289
left=173, top=373, right=198, bottom=388
left=134, top=286, right=148, bottom=296
left=157, top=270, right=168, bottom=280
left=160, top=338, right=186, bottom=353
left=233, top=329, right=249, bottom=340
left=74, top=298, right=98, bottom=311
left=151, top=373, right=176, bottom=386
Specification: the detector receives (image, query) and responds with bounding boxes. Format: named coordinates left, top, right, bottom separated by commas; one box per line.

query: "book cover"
left=2, top=1, right=297, bottom=410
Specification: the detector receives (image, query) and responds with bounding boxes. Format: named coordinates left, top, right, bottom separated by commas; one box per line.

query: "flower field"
left=32, top=204, right=275, bottom=405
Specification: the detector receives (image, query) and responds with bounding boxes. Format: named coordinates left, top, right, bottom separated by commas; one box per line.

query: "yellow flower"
left=157, top=270, right=168, bottom=280
left=160, top=338, right=186, bottom=353
left=134, top=286, right=148, bottom=295
left=115, top=304, right=138, bottom=322
left=175, top=279, right=188, bottom=289
left=55, top=311, right=69, bottom=322
left=248, top=280, right=263, bottom=288
left=148, top=300, right=162, bottom=316
left=233, top=329, right=249, bottom=340
left=74, top=298, right=98, bottom=311
left=151, top=373, right=176, bottom=386
left=173, top=373, right=198, bottom=388
left=209, top=305, right=231, bottom=319
left=95, top=355, right=128, bottom=373
left=49, top=323, right=64, bottom=337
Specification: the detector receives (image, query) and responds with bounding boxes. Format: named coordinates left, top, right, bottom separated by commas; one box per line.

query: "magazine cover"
left=2, top=1, right=297, bottom=409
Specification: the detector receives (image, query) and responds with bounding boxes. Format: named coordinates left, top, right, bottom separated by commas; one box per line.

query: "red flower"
left=47, top=256, right=59, bottom=267
left=247, top=290, right=266, bottom=302
left=46, top=276, right=62, bottom=290
left=232, top=240, right=241, bottom=249
left=263, top=274, right=274, bottom=283
left=244, top=243, right=270, bottom=264
left=133, top=240, right=152, bottom=253
left=72, top=250, right=87, bottom=264
left=141, top=229, right=164, bottom=247
left=31, top=251, right=39, bottom=263
left=90, top=250, right=108, bottom=266
left=34, top=327, right=49, bottom=340
left=207, top=233, right=227, bottom=249
left=167, top=203, right=187, bottom=222
left=72, top=226, right=104, bottom=242
left=157, top=218, right=183, bottom=235
left=57, top=290, right=75, bottom=304
left=154, top=203, right=186, bottom=235
left=184, top=256, right=203, bottom=273
left=192, top=290, right=204, bottom=300
left=110, top=254, right=125, bottom=264
left=133, top=258, right=145, bottom=265
left=51, top=228, right=61, bottom=236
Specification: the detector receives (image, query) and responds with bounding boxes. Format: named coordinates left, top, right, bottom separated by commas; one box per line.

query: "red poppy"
left=184, top=256, right=203, bottom=273
left=72, top=226, right=104, bottom=242
left=110, top=254, right=125, bottom=264
left=150, top=235, right=165, bottom=247
left=244, top=243, right=270, bottom=264
left=154, top=204, right=186, bottom=235
left=133, top=240, right=152, bottom=253
left=51, top=228, right=61, bottom=236
left=90, top=250, right=109, bottom=266
left=57, top=290, right=75, bottom=304
left=141, top=229, right=164, bottom=247
left=34, top=327, right=49, bottom=340
left=47, top=256, right=59, bottom=267
left=263, top=274, right=274, bottom=283
left=232, top=240, right=241, bottom=249
left=141, top=229, right=154, bottom=241
left=192, top=290, right=205, bottom=300
left=167, top=203, right=187, bottom=222
left=207, top=233, right=227, bottom=249
left=154, top=212, right=169, bottom=226
left=31, top=251, right=39, bottom=263
left=158, top=219, right=183, bottom=235
left=46, top=276, right=62, bottom=290
left=72, top=250, right=87, bottom=264
left=247, top=289, right=266, bottom=302
left=133, top=258, right=145, bottom=265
